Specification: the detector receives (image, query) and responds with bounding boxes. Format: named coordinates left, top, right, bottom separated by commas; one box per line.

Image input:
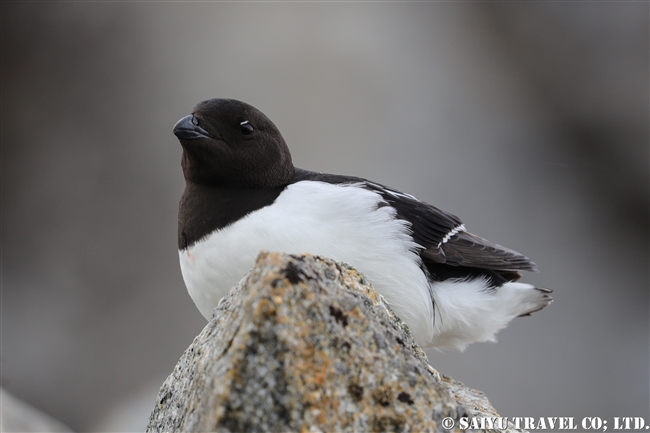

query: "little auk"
left=173, top=98, right=552, bottom=350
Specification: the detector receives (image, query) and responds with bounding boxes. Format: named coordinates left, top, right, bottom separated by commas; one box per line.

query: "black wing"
left=369, top=185, right=537, bottom=271
left=291, top=168, right=537, bottom=278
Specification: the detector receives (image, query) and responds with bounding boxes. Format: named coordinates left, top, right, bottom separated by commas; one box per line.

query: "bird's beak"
left=173, top=115, right=213, bottom=140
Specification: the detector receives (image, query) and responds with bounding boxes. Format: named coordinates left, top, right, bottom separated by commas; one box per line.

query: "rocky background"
left=2, top=3, right=648, bottom=431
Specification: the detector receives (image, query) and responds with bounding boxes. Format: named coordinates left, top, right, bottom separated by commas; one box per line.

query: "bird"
left=172, top=98, right=552, bottom=350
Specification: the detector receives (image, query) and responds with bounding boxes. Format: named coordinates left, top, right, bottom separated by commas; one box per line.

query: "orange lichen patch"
left=346, top=305, right=364, bottom=320
left=309, top=354, right=331, bottom=387
left=298, top=288, right=315, bottom=301
left=294, top=349, right=332, bottom=388
left=311, top=369, right=328, bottom=387
left=274, top=314, right=290, bottom=325
left=252, top=298, right=277, bottom=322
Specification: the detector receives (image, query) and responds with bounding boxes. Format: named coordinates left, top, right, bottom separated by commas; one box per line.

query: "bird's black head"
left=173, top=98, right=294, bottom=188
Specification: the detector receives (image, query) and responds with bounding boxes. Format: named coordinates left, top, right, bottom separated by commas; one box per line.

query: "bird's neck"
left=178, top=181, right=286, bottom=250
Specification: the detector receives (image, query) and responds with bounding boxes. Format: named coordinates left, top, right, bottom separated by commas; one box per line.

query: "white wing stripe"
left=440, top=224, right=466, bottom=246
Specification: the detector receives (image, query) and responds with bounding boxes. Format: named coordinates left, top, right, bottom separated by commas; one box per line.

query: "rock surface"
left=147, top=252, right=525, bottom=433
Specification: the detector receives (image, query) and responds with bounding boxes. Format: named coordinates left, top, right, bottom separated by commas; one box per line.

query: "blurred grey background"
left=2, top=3, right=648, bottom=431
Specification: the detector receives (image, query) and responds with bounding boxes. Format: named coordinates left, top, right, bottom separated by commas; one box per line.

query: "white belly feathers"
left=179, top=181, right=434, bottom=345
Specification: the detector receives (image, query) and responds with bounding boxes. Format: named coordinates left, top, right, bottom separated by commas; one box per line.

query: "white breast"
left=178, top=181, right=434, bottom=345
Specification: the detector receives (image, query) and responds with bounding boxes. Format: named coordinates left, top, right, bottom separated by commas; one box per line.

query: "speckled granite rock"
left=147, top=252, right=526, bottom=433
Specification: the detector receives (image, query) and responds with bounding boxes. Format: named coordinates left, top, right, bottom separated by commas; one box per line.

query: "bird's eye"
left=240, top=120, right=254, bottom=135
left=191, top=116, right=199, bottom=126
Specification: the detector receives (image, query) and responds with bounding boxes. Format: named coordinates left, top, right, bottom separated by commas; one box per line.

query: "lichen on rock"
left=147, top=252, right=525, bottom=433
